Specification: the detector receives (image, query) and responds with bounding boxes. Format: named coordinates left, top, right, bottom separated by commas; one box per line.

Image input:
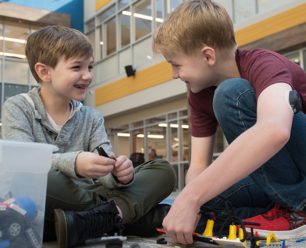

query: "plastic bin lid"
left=0, top=140, right=58, bottom=152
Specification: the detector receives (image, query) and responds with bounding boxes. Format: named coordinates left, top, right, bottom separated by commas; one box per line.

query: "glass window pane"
left=132, top=120, right=143, bottom=128
left=285, top=51, right=300, bottom=67
left=119, top=48, right=131, bottom=74
left=119, top=0, right=129, bottom=10
left=120, top=8, right=131, bottom=48
left=156, top=0, right=163, bottom=28
left=0, top=21, right=3, bottom=53
left=183, top=163, right=189, bottom=188
left=106, top=17, right=117, bottom=56
left=148, top=124, right=166, bottom=159
left=99, top=5, right=116, bottom=23
left=165, top=0, right=180, bottom=17
left=170, top=121, right=178, bottom=162
left=117, top=133, right=130, bottom=157
left=97, top=55, right=117, bottom=82
left=98, top=26, right=103, bottom=60
left=146, top=114, right=166, bottom=125
left=179, top=109, right=187, bottom=117
left=181, top=119, right=190, bottom=161
left=168, top=112, right=177, bottom=119
left=133, top=36, right=153, bottom=68
left=258, top=0, right=290, bottom=14
left=87, top=30, right=96, bottom=59
left=4, top=22, right=29, bottom=60
left=134, top=0, right=152, bottom=41
left=4, top=84, right=29, bottom=102
left=0, top=59, right=2, bottom=81
left=172, top=164, right=179, bottom=192
left=132, top=128, right=144, bottom=153
left=303, top=50, right=306, bottom=72
left=214, top=125, right=225, bottom=154
left=4, top=60, right=29, bottom=84
left=233, top=0, right=255, bottom=24
left=111, top=124, right=129, bottom=133
left=86, top=18, right=95, bottom=32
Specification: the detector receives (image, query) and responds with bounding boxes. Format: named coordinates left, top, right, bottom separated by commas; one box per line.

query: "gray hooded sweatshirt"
left=2, top=87, right=133, bottom=189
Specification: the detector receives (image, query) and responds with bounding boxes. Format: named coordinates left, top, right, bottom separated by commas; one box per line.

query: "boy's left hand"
left=111, top=155, right=134, bottom=184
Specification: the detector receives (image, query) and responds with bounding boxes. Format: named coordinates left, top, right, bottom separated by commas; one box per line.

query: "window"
left=85, top=0, right=182, bottom=83
left=106, top=109, right=197, bottom=194
left=134, top=0, right=152, bottom=41
left=233, top=0, right=292, bottom=24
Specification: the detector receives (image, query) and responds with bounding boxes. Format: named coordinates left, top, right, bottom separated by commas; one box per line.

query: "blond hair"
left=25, top=25, right=93, bottom=83
left=152, top=0, right=236, bottom=56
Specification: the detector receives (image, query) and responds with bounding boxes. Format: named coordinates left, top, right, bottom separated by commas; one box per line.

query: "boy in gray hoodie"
left=2, top=25, right=175, bottom=248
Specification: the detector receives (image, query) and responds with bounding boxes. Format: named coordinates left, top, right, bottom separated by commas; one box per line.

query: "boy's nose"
left=83, top=70, right=93, bottom=81
left=172, top=69, right=179, bottom=79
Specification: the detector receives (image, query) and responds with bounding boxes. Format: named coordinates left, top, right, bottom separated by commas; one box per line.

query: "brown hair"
left=25, top=25, right=93, bottom=83
left=152, top=0, right=236, bottom=56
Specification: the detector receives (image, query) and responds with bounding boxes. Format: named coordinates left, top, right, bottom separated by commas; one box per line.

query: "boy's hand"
left=75, top=152, right=115, bottom=178
left=163, top=190, right=201, bottom=245
left=111, top=155, right=134, bottom=184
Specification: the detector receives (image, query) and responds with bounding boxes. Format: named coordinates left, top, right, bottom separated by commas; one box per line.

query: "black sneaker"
left=54, top=201, right=123, bottom=248
left=109, top=204, right=171, bottom=237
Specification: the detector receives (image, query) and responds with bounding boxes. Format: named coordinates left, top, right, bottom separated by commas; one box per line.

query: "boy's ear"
left=35, top=62, right=51, bottom=83
left=201, top=47, right=216, bottom=66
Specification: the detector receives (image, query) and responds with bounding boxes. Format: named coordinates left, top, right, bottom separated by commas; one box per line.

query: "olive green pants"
left=44, top=159, right=176, bottom=240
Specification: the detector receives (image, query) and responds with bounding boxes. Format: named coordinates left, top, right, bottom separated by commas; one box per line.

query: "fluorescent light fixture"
left=158, top=123, right=189, bottom=129
left=100, top=41, right=104, bottom=45
left=117, top=133, right=130, bottom=137
left=147, top=55, right=152, bottom=59
left=295, top=59, right=299, bottom=63
left=0, top=123, right=2, bottom=126
left=137, top=134, right=164, bottom=139
left=174, top=138, right=179, bottom=141
left=0, top=52, right=26, bottom=59
left=0, top=36, right=26, bottom=44
left=122, top=11, right=163, bottom=23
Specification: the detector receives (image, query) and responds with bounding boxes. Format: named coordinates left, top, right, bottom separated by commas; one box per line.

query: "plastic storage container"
left=0, top=140, right=57, bottom=248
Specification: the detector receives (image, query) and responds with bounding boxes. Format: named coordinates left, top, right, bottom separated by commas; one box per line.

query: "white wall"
left=84, top=0, right=96, bottom=22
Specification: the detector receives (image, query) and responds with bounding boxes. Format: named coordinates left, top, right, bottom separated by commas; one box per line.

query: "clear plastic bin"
left=0, top=140, right=57, bottom=248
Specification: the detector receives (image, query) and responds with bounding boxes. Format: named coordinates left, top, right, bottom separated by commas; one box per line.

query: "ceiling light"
left=117, top=133, right=130, bottom=137
left=137, top=134, right=164, bottom=139
left=182, top=125, right=189, bottom=129
left=100, top=41, right=104, bottom=45
left=0, top=52, right=26, bottom=59
left=295, top=59, right=299, bottom=63
left=0, top=36, right=26, bottom=44
left=147, top=55, right=152, bottom=59
left=122, top=11, right=163, bottom=23
left=158, top=123, right=167, bottom=127
left=170, top=124, right=179, bottom=128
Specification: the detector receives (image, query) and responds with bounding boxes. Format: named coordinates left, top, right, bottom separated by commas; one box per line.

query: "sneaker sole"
left=246, top=225, right=306, bottom=240
left=54, top=209, right=68, bottom=248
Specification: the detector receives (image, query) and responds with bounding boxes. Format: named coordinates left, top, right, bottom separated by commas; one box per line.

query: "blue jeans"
left=196, top=78, right=306, bottom=234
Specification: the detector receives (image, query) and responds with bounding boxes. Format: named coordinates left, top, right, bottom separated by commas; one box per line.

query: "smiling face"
left=47, top=56, right=94, bottom=102
left=165, top=49, right=217, bottom=93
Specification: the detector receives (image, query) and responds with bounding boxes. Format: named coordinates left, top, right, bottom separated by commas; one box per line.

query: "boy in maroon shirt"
left=153, top=0, right=306, bottom=244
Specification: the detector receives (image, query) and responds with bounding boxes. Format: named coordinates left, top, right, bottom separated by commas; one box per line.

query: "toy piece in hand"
left=96, top=147, right=117, bottom=161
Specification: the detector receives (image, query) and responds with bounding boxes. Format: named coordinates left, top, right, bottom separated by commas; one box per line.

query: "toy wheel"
left=9, top=223, right=21, bottom=237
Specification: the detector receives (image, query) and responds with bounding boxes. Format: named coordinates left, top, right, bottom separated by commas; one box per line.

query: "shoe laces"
left=84, top=207, right=123, bottom=236
left=265, top=204, right=285, bottom=218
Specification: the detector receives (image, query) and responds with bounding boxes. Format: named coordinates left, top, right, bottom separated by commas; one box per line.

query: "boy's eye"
left=88, top=65, right=93, bottom=70
left=72, top=66, right=80, bottom=69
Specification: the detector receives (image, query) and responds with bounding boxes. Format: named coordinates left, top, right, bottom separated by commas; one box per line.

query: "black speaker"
left=125, top=65, right=136, bottom=77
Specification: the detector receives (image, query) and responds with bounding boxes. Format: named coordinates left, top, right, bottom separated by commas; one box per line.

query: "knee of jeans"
left=213, top=78, right=254, bottom=119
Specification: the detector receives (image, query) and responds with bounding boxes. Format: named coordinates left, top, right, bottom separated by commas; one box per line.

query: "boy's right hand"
left=75, top=152, right=115, bottom=178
